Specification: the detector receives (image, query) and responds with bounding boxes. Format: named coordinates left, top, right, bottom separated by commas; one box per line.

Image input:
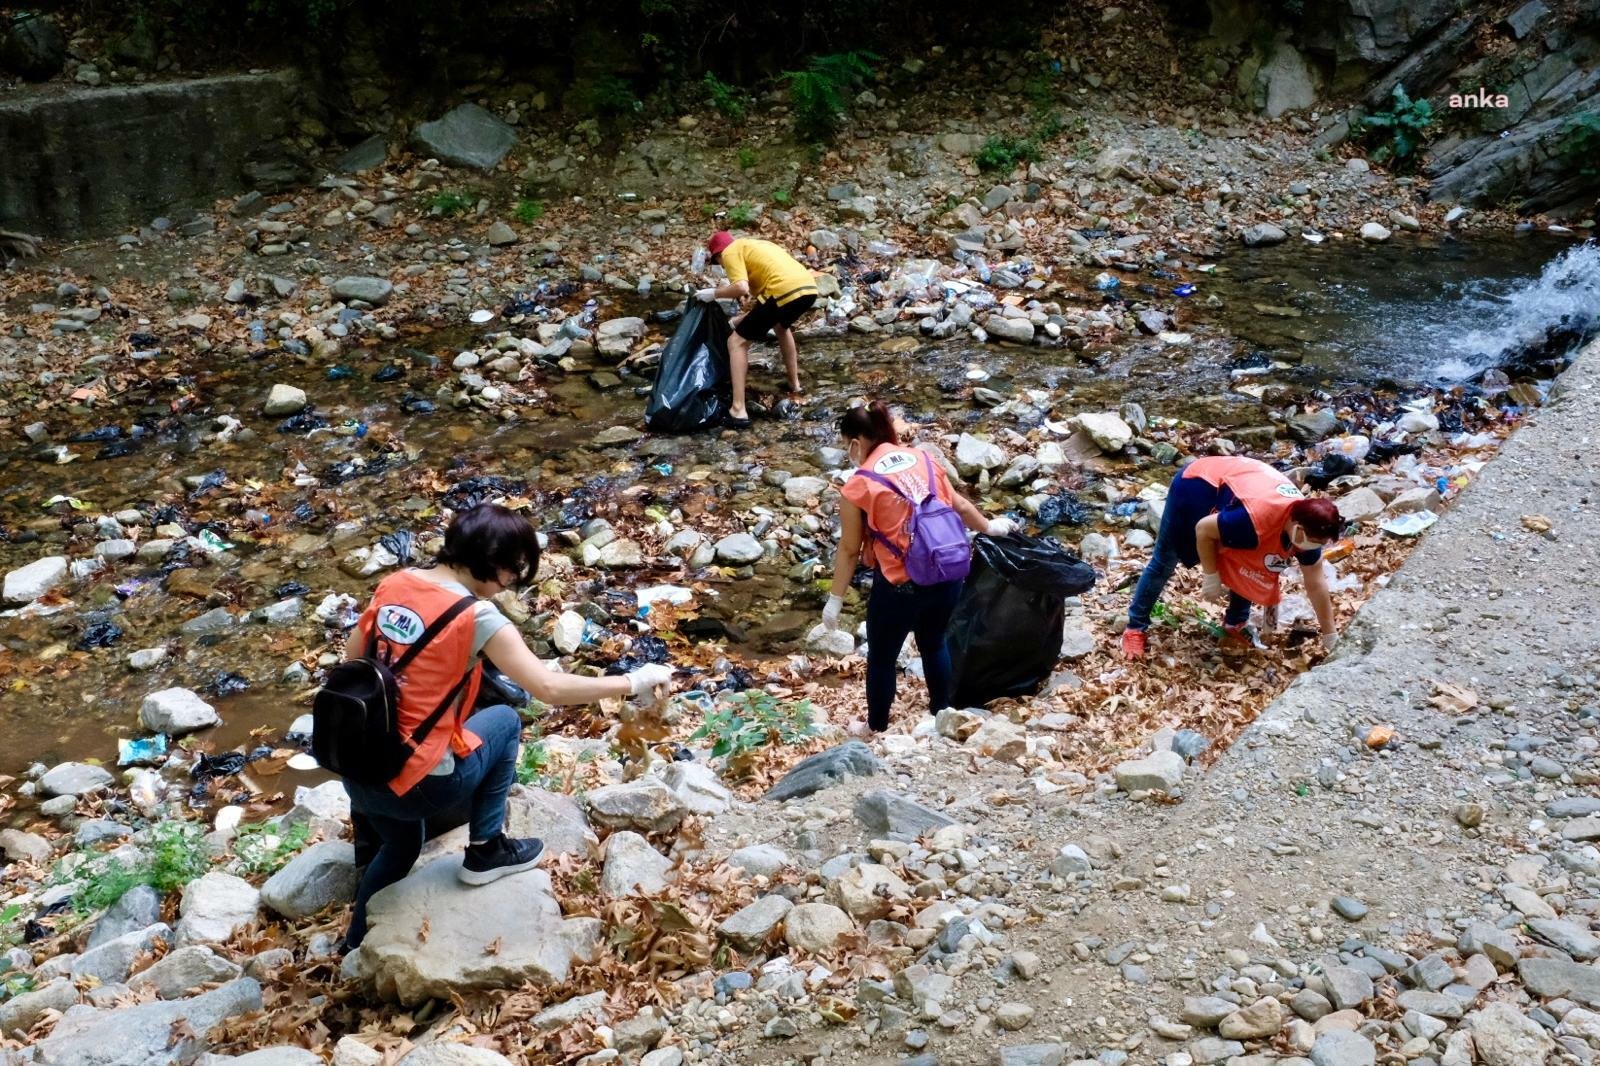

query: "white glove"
left=1200, top=570, right=1226, bottom=602
left=695, top=288, right=717, bottom=303
left=986, top=517, right=1018, bottom=537
left=821, top=594, right=843, bottom=630
left=1321, top=631, right=1337, bottom=652
left=627, top=663, right=674, bottom=699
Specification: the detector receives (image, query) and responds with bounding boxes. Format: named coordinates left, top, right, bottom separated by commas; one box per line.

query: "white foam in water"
left=1433, top=242, right=1600, bottom=380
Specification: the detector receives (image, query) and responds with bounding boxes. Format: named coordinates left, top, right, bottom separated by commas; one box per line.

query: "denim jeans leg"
left=344, top=810, right=423, bottom=949
left=1127, top=525, right=1182, bottom=631
left=456, top=704, right=522, bottom=842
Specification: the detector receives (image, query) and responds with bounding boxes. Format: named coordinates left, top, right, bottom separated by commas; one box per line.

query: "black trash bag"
left=645, top=301, right=732, bottom=433
left=1035, top=490, right=1091, bottom=529
left=476, top=662, right=530, bottom=710
left=1304, top=452, right=1357, bottom=490
left=946, top=534, right=1097, bottom=707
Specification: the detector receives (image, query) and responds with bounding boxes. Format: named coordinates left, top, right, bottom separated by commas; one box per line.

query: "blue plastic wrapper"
left=119, top=734, right=168, bottom=767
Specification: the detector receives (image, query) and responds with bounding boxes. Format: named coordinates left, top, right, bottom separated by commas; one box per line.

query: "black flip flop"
left=724, top=416, right=753, bottom=429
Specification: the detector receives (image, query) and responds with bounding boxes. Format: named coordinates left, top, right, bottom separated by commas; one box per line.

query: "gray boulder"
left=177, top=872, right=260, bottom=944
left=0, top=13, right=67, bottom=80
left=358, top=860, right=601, bottom=1005
left=140, top=687, right=220, bottom=735
left=130, top=944, right=243, bottom=999
left=31, top=977, right=262, bottom=1065
left=718, top=894, right=793, bottom=951
left=713, top=533, right=764, bottom=565
left=40, top=761, right=113, bottom=797
left=853, top=790, right=957, bottom=839
left=764, top=741, right=880, bottom=802
left=599, top=831, right=672, bottom=897
left=260, top=841, right=359, bottom=919
left=0, top=977, right=78, bottom=1038
left=1241, top=223, right=1287, bottom=247
left=71, top=923, right=171, bottom=984
left=412, top=104, right=517, bottom=171
left=4, top=555, right=68, bottom=603
left=331, top=276, right=393, bottom=306
left=1113, top=750, right=1186, bottom=793
left=585, top=779, right=689, bottom=834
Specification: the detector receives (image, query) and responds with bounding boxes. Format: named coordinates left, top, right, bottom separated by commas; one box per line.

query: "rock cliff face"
left=1197, top=0, right=1600, bottom=213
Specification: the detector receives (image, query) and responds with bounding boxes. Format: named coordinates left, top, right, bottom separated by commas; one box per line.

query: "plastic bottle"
left=1321, top=435, right=1371, bottom=461
left=1094, top=272, right=1121, bottom=292
left=690, top=248, right=707, bottom=273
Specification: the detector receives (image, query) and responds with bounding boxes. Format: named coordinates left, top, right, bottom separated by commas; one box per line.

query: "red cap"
left=707, top=231, right=734, bottom=257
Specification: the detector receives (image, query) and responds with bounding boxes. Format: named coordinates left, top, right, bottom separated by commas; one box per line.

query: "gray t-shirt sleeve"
left=471, top=600, right=512, bottom=658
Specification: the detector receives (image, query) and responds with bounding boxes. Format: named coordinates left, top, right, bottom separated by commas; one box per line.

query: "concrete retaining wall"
left=0, top=71, right=298, bottom=238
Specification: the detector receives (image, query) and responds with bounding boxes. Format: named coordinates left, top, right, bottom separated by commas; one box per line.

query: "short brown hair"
left=436, top=504, right=541, bottom=588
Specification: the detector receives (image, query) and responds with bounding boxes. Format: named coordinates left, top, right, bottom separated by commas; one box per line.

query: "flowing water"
left=1, top=235, right=1596, bottom=783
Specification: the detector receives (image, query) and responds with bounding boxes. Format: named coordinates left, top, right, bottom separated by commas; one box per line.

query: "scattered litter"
left=118, top=734, right=168, bottom=766
left=469, top=309, right=496, bottom=324
left=1379, top=511, right=1437, bottom=537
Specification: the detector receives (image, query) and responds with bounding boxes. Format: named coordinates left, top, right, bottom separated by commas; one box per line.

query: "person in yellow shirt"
left=695, top=231, right=819, bottom=427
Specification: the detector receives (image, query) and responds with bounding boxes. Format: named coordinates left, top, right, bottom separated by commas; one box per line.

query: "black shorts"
left=735, top=292, right=817, bottom=342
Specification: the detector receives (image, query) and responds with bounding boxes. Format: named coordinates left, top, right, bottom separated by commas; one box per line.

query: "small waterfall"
left=1433, top=241, right=1600, bottom=380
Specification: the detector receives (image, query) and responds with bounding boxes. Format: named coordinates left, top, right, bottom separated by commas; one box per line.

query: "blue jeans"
left=1127, top=508, right=1252, bottom=631
left=341, top=703, right=522, bottom=948
left=866, top=574, right=963, bottom=732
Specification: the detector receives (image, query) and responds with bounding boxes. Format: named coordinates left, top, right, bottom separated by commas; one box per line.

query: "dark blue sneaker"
left=458, top=834, right=544, bottom=886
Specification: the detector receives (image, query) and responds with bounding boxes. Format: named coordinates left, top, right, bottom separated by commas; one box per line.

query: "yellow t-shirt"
left=720, top=238, right=817, bottom=306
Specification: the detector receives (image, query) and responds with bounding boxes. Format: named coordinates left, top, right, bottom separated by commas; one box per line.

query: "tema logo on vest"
left=873, top=452, right=917, bottom=475
left=377, top=605, right=426, bottom=644
left=1274, top=484, right=1303, bottom=499
left=1263, top=553, right=1291, bottom=573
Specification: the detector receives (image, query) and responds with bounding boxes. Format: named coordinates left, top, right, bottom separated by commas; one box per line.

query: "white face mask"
left=1290, top=526, right=1325, bottom=552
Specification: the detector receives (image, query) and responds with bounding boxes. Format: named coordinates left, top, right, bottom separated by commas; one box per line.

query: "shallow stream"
left=0, top=234, right=1595, bottom=783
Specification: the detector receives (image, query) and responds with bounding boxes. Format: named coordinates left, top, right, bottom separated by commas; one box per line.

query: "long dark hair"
left=838, top=400, right=899, bottom=457
left=435, top=503, right=541, bottom=588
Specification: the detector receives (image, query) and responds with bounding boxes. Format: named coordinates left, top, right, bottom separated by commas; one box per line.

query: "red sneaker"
left=1121, top=628, right=1147, bottom=659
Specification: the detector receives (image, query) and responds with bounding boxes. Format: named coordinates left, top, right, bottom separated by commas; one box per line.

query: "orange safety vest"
left=355, top=570, right=485, bottom=795
left=1180, top=455, right=1305, bottom=606
left=839, top=443, right=955, bottom=585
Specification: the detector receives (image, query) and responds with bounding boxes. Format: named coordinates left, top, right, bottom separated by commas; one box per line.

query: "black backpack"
left=312, top=595, right=478, bottom=786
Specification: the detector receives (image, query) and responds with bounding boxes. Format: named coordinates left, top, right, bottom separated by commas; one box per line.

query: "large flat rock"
left=357, top=858, right=601, bottom=1005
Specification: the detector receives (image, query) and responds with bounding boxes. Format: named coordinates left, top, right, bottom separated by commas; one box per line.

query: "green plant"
left=582, top=75, right=639, bottom=117
left=514, top=198, right=545, bottom=224
left=977, top=135, right=1042, bottom=173
left=429, top=190, right=472, bottom=217
left=1560, top=113, right=1600, bottom=181
left=67, top=820, right=209, bottom=915
left=1361, top=84, right=1437, bottom=170
left=781, top=51, right=879, bottom=142
left=704, top=71, right=746, bottom=121
left=0, top=902, right=24, bottom=951
left=231, top=820, right=311, bottom=875
left=771, top=187, right=793, bottom=207
left=727, top=202, right=757, bottom=226
left=690, top=690, right=816, bottom=774
left=516, top=737, right=551, bottom=787
left=737, top=147, right=759, bottom=170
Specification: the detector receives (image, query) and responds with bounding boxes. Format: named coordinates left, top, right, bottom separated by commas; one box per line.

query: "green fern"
left=1361, top=85, right=1437, bottom=171
left=781, top=51, right=879, bottom=142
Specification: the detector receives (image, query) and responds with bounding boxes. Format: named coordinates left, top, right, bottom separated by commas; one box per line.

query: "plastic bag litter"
left=645, top=301, right=732, bottom=433
left=118, top=734, right=168, bottom=766
left=1379, top=511, right=1438, bottom=537
left=947, top=534, right=1097, bottom=707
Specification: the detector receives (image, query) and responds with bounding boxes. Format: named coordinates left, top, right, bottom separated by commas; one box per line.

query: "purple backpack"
left=857, top=451, right=973, bottom=586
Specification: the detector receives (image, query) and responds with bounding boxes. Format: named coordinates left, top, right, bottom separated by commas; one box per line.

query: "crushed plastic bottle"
left=1320, top=435, right=1371, bottom=462
left=690, top=248, right=708, bottom=273
left=119, top=734, right=168, bottom=766
left=1173, top=283, right=1196, bottom=297
left=1094, top=272, right=1121, bottom=292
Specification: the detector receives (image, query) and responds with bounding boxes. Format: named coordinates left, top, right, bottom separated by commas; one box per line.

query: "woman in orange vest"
left=823, top=401, right=1017, bottom=733
left=339, top=504, right=673, bottom=950
left=1122, top=455, right=1343, bottom=658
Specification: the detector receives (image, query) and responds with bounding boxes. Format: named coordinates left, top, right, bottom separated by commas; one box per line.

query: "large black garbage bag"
left=947, top=534, right=1097, bottom=707
left=645, top=301, right=732, bottom=433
